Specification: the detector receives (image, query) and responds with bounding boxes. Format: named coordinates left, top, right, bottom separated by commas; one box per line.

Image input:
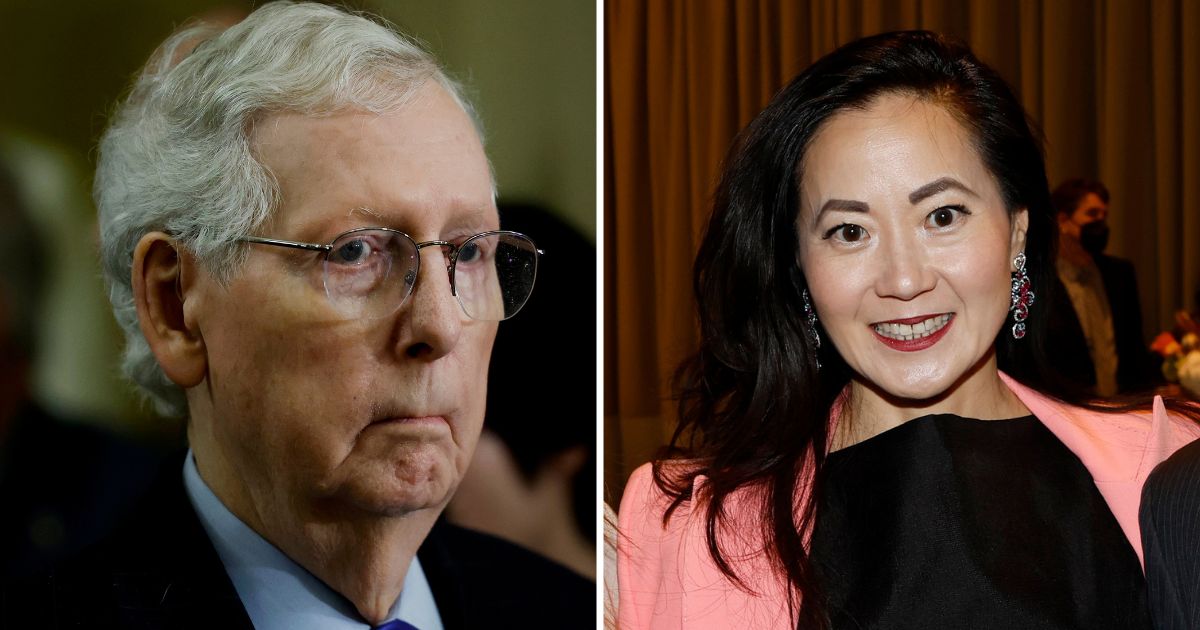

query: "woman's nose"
left=873, top=234, right=935, bottom=301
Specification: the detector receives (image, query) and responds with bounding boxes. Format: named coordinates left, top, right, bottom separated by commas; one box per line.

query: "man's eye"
left=330, top=239, right=373, bottom=265
left=458, top=241, right=482, bottom=263
left=926, top=205, right=969, bottom=229
left=458, top=239, right=495, bottom=265
left=823, top=223, right=868, bottom=243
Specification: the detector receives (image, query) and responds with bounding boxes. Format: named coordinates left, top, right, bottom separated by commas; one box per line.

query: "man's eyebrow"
left=814, top=199, right=870, bottom=225
left=348, top=206, right=384, bottom=221
left=449, top=206, right=497, bottom=226
left=347, top=205, right=498, bottom=233
left=908, top=177, right=978, bottom=205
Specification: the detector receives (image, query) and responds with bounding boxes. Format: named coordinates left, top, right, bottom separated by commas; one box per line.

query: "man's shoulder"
left=6, top=453, right=253, bottom=629
left=1139, top=438, right=1200, bottom=629
left=1145, top=437, right=1200, bottom=499
left=1141, top=436, right=1200, bottom=536
left=419, top=520, right=594, bottom=629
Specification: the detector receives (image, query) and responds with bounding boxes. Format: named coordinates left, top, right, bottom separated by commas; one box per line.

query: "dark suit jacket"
left=1046, top=253, right=1159, bottom=394
left=1140, top=437, right=1200, bottom=630
left=3, top=455, right=594, bottom=629
left=0, top=403, right=165, bottom=580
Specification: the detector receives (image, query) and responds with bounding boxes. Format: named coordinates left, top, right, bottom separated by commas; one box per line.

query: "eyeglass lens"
left=321, top=229, right=537, bottom=321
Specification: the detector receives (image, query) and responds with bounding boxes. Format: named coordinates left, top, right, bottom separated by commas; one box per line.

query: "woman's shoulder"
left=619, top=461, right=680, bottom=513
left=616, top=460, right=703, bottom=545
left=616, top=461, right=794, bottom=629
left=618, top=460, right=766, bottom=533
left=1004, top=374, right=1200, bottom=476
left=1003, top=374, right=1200, bottom=564
left=615, top=461, right=700, bottom=629
left=1046, top=395, right=1200, bottom=471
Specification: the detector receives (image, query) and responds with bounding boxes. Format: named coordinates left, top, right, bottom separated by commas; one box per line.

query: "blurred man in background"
left=1047, top=178, right=1158, bottom=395
left=0, top=155, right=161, bottom=579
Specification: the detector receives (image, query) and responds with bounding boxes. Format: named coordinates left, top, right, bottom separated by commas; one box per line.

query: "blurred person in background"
left=446, top=204, right=596, bottom=580
left=1046, top=178, right=1158, bottom=395
left=5, top=3, right=592, bottom=628
left=0, top=157, right=161, bottom=580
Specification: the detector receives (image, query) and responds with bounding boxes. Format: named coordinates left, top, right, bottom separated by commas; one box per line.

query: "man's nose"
left=872, top=233, right=935, bottom=301
left=398, top=246, right=463, bottom=359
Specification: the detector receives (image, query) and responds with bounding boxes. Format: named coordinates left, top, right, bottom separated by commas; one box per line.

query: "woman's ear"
left=1010, top=207, right=1030, bottom=266
left=132, top=232, right=207, bottom=388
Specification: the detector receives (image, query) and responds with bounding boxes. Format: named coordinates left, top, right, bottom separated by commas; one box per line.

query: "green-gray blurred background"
left=0, top=0, right=596, bottom=436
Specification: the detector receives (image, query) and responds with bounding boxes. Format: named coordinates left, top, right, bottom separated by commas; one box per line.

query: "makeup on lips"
left=871, top=313, right=954, bottom=352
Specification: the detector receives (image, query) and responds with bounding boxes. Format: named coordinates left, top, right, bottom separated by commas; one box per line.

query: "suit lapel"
left=416, top=520, right=468, bottom=630
left=58, top=452, right=255, bottom=629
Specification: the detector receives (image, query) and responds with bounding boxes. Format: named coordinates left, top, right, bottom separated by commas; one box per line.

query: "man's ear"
left=1010, top=207, right=1030, bottom=267
left=132, top=232, right=206, bottom=388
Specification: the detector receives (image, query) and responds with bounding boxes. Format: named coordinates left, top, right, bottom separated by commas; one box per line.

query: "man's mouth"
left=367, top=402, right=452, bottom=429
left=372, top=415, right=446, bottom=426
left=871, top=313, right=953, bottom=341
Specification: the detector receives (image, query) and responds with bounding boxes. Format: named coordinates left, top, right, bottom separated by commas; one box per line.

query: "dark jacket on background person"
left=1046, top=253, right=1159, bottom=395
left=1, top=403, right=164, bottom=579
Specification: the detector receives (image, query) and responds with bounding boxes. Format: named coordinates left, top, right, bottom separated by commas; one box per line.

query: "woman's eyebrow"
left=815, top=199, right=869, bottom=224
left=908, top=177, right=978, bottom=204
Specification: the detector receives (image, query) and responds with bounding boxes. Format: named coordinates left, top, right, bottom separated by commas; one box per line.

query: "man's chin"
left=309, top=449, right=461, bottom=518
left=336, top=476, right=457, bottom=518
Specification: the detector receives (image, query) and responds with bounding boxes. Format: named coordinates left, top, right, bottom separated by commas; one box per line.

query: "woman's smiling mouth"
left=871, top=313, right=955, bottom=351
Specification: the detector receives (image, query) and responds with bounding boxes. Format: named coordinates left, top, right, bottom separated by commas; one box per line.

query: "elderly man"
left=23, top=3, right=592, bottom=629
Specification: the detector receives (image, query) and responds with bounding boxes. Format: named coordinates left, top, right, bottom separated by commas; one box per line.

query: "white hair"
left=96, top=1, right=480, bottom=418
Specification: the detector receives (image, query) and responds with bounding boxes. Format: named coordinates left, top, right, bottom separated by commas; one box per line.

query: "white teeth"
left=873, top=314, right=951, bottom=340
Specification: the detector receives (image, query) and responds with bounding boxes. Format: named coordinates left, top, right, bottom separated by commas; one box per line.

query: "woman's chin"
left=858, top=370, right=958, bottom=406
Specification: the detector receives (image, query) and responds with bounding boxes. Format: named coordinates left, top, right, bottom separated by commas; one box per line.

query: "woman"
left=616, top=31, right=1200, bottom=629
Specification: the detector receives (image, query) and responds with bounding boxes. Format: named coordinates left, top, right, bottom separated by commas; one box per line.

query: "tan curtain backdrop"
left=604, top=0, right=1200, bottom=497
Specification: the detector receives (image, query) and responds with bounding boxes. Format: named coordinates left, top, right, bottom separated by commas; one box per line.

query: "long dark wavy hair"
left=658, top=30, right=1197, bottom=629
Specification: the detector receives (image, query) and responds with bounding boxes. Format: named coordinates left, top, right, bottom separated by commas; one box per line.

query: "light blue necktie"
left=373, top=621, right=419, bottom=630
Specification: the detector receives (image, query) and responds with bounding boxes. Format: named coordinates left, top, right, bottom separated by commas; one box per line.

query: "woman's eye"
left=927, top=205, right=968, bottom=229
left=823, top=223, right=868, bottom=243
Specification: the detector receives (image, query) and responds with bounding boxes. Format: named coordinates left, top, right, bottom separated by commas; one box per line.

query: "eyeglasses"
left=239, top=228, right=540, bottom=321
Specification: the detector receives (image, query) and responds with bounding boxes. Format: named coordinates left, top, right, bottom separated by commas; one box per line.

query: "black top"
left=809, top=414, right=1150, bottom=630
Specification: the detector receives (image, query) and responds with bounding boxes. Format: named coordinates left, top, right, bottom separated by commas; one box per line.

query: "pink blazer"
left=616, top=374, right=1200, bottom=630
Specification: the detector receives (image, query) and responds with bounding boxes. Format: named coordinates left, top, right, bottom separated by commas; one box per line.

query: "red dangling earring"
left=1010, top=252, right=1035, bottom=339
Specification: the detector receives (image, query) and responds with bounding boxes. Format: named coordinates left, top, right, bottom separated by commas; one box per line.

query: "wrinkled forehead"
left=251, top=84, right=498, bottom=239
